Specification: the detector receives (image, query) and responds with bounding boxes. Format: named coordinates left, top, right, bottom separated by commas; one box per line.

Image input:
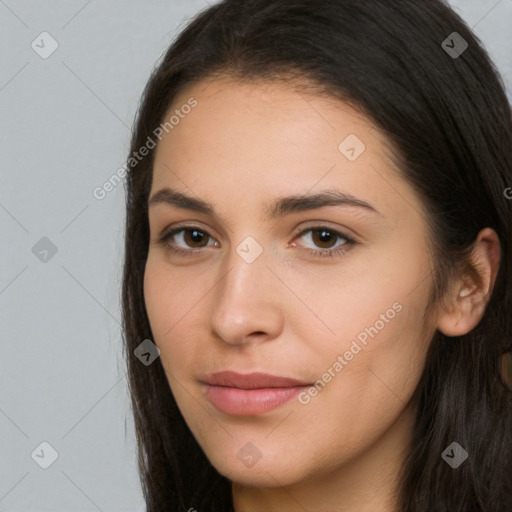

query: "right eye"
left=157, top=226, right=219, bottom=255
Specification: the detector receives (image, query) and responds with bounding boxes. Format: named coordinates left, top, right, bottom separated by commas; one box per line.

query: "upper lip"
left=202, top=371, right=311, bottom=389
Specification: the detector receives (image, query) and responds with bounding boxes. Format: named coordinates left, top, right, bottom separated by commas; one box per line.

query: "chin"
left=207, top=448, right=308, bottom=488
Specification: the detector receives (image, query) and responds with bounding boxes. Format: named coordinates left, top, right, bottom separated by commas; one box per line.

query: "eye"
left=156, top=224, right=356, bottom=259
left=292, top=226, right=356, bottom=258
left=157, top=226, right=218, bottom=255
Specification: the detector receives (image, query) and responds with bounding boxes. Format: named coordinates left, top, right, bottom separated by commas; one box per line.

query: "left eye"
left=292, top=227, right=356, bottom=257
left=295, top=227, right=351, bottom=250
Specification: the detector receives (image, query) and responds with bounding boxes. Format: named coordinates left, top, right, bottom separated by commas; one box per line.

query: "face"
left=144, top=76, right=437, bottom=489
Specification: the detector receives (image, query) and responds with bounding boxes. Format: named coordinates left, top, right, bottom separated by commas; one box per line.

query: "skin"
left=143, top=76, right=500, bottom=512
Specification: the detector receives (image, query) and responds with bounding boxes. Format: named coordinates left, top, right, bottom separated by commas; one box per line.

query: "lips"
left=202, top=371, right=311, bottom=389
left=200, top=371, right=312, bottom=415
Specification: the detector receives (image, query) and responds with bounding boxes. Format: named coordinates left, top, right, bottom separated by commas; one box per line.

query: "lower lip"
left=204, top=385, right=307, bottom=415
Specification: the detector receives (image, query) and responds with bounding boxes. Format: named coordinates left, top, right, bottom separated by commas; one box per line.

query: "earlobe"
left=436, top=288, right=487, bottom=337
left=436, top=227, right=501, bottom=338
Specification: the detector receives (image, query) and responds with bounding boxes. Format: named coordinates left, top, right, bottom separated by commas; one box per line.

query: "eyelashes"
left=156, top=225, right=357, bottom=259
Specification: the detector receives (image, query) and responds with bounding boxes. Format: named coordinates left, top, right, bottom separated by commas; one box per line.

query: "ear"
left=436, top=228, right=501, bottom=337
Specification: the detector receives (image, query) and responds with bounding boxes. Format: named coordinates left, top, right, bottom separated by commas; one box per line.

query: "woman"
left=122, top=1, right=512, bottom=510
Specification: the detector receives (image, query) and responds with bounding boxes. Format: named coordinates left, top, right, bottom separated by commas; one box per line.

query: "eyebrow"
left=148, top=187, right=383, bottom=219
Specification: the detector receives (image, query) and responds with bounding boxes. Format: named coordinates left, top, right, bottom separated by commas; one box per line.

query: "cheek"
left=318, top=284, right=431, bottom=428
left=143, top=260, right=168, bottom=336
left=144, top=259, right=196, bottom=337
left=143, top=260, right=186, bottom=371
left=143, top=259, right=208, bottom=372
left=298, top=252, right=432, bottom=404
left=284, top=253, right=429, bottom=359
left=291, top=302, right=430, bottom=464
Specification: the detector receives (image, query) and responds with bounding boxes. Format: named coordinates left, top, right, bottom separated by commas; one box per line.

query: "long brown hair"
left=122, top=1, right=512, bottom=510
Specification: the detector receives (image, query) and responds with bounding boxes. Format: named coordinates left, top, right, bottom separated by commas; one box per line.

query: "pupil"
left=187, top=230, right=206, bottom=246
left=314, top=229, right=335, bottom=248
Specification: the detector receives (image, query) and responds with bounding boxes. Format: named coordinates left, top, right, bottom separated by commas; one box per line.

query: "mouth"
left=200, top=371, right=312, bottom=415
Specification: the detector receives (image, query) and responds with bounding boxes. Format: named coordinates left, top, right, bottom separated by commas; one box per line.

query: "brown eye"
left=311, top=229, right=338, bottom=249
left=294, top=226, right=356, bottom=258
left=157, top=227, right=216, bottom=253
left=183, top=229, right=209, bottom=248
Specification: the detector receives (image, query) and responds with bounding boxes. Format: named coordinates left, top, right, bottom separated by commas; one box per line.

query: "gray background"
left=0, top=1, right=510, bottom=511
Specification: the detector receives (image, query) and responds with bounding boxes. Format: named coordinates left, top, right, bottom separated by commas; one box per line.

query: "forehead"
left=167, top=76, right=376, bottom=155
left=151, top=77, right=427, bottom=226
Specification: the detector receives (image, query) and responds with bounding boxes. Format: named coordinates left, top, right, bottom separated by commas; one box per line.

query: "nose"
left=209, top=242, right=284, bottom=346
